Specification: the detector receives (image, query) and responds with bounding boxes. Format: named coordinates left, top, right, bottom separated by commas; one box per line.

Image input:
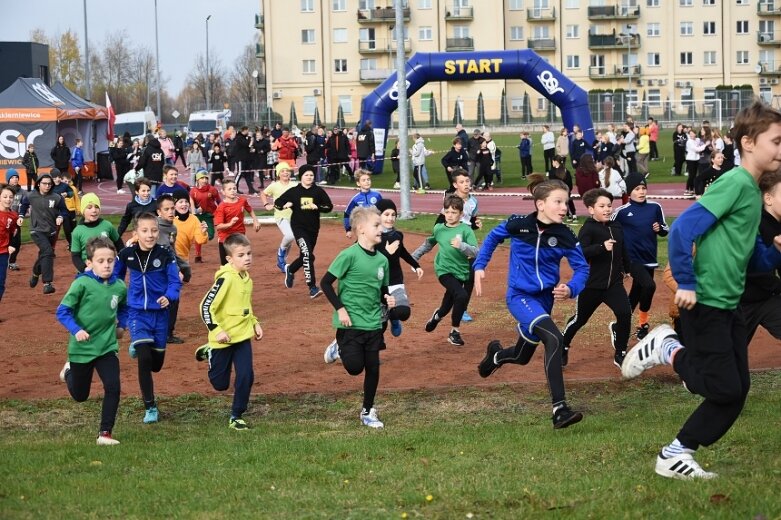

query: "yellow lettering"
left=479, top=59, right=491, bottom=74
left=466, top=60, right=479, bottom=74
left=491, top=58, right=502, bottom=73
left=456, top=59, right=468, bottom=74
left=444, top=60, right=455, bottom=75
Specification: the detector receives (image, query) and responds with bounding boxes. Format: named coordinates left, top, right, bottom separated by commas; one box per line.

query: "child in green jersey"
left=321, top=207, right=395, bottom=429
left=56, top=237, right=128, bottom=445
left=70, top=194, right=123, bottom=273
left=414, top=195, right=479, bottom=346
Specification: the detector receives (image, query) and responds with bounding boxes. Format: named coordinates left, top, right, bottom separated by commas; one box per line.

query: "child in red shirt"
left=190, top=170, right=222, bottom=263
left=0, top=185, right=20, bottom=310
left=213, top=179, right=260, bottom=264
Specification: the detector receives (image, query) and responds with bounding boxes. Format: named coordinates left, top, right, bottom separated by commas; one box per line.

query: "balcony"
left=527, top=38, right=556, bottom=51
left=358, top=39, right=411, bottom=54
left=357, top=7, right=410, bottom=23
left=588, top=32, right=640, bottom=49
left=527, top=7, right=556, bottom=21
left=759, top=60, right=781, bottom=75
left=758, top=2, right=781, bottom=16
left=446, top=37, right=474, bottom=51
left=588, top=64, right=642, bottom=80
left=255, top=43, right=265, bottom=57
left=359, top=68, right=394, bottom=84
left=587, top=4, right=641, bottom=20
left=445, top=5, right=473, bottom=20
left=254, top=14, right=264, bottom=29
left=758, top=31, right=781, bottom=46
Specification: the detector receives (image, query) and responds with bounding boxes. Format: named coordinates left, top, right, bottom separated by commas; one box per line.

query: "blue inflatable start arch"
left=359, top=49, right=595, bottom=173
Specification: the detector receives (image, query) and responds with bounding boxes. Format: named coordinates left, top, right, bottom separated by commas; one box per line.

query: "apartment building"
left=258, top=0, right=781, bottom=124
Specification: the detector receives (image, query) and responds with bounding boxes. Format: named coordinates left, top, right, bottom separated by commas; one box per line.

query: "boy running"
left=261, top=162, right=298, bottom=272
left=70, top=194, right=123, bottom=273
left=213, top=179, right=261, bottom=265
left=190, top=170, right=221, bottom=263
left=343, top=169, right=382, bottom=239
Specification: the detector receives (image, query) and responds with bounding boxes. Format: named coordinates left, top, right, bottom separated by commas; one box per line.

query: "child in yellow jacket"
left=173, top=197, right=209, bottom=261
left=195, top=233, right=263, bottom=430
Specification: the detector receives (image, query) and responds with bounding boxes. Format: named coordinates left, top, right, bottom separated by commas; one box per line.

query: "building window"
left=301, top=0, right=314, bottom=12
left=509, top=0, right=524, bottom=9
left=360, top=58, right=377, bottom=70
left=333, top=28, right=347, bottom=43
left=537, top=97, right=547, bottom=111
left=420, top=92, right=432, bottom=113
left=418, top=0, right=432, bottom=7
left=338, top=95, right=353, bottom=114
left=359, top=0, right=376, bottom=9
left=647, top=0, right=659, bottom=6
left=703, top=21, right=716, bottom=35
left=736, top=50, right=749, bottom=64
left=679, top=0, right=692, bottom=5
left=648, top=89, right=662, bottom=106
left=302, top=29, right=315, bottom=44
left=419, top=26, right=433, bottom=40
left=704, top=51, right=717, bottom=65
left=303, top=96, right=316, bottom=116
left=566, top=55, right=580, bottom=68
left=703, top=0, right=715, bottom=4
left=332, top=0, right=346, bottom=10
left=680, top=22, right=693, bottom=36
left=510, top=97, right=524, bottom=112
left=680, top=52, right=693, bottom=65
left=736, top=0, right=749, bottom=4
left=566, top=25, right=579, bottom=38
left=510, top=26, right=525, bottom=40
left=564, top=0, right=579, bottom=8
left=334, top=59, right=348, bottom=73
left=647, top=52, right=661, bottom=66
left=453, top=25, right=470, bottom=38
left=647, top=23, right=660, bottom=37
left=736, top=21, right=749, bottom=34
left=303, top=59, right=316, bottom=74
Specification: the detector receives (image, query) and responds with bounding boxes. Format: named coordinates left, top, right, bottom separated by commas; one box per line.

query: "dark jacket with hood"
left=356, top=124, right=375, bottom=159
left=136, top=139, right=165, bottom=183
left=579, top=217, right=631, bottom=290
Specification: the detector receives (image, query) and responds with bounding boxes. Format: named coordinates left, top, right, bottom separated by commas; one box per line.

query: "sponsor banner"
left=0, top=108, right=57, bottom=122
left=0, top=121, right=57, bottom=170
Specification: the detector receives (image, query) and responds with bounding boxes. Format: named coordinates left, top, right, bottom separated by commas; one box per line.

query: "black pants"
left=495, top=317, right=567, bottom=405
left=562, top=283, right=632, bottom=352
left=674, top=147, right=686, bottom=176
left=62, top=210, right=77, bottom=246
left=740, top=296, right=781, bottom=344
left=628, top=263, right=655, bottom=313
left=290, top=227, right=319, bottom=288
left=136, top=343, right=166, bottom=408
left=168, top=299, right=179, bottom=337
left=327, top=162, right=351, bottom=184
left=236, top=161, right=257, bottom=194
left=625, top=151, right=637, bottom=174
left=208, top=339, right=254, bottom=418
left=9, top=232, right=20, bottom=264
left=673, top=304, right=750, bottom=450
left=337, top=328, right=383, bottom=411
left=521, top=156, right=532, bottom=177
left=685, top=160, right=698, bottom=191
left=26, top=172, right=38, bottom=192
left=544, top=148, right=555, bottom=171
left=31, top=231, right=56, bottom=283
left=650, top=140, right=659, bottom=160
left=65, top=352, right=121, bottom=433
left=436, top=274, right=472, bottom=327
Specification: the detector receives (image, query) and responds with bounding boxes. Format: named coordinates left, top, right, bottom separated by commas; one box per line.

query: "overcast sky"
left=5, top=0, right=259, bottom=95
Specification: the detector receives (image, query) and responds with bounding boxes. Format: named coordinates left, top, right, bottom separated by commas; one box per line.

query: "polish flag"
left=106, top=92, right=116, bottom=141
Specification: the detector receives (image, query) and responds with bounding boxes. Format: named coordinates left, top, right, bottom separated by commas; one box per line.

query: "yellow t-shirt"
left=263, top=180, right=298, bottom=220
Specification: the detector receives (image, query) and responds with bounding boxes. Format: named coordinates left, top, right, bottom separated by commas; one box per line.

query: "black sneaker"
left=635, top=323, right=650, bottom=340
left=42, top=283, right=55, bottom=294
left=195, top=344, right=211, bottom=362
left=552, top=403, right=583, bottom=429
left=424, top=310, right=441, bottom=332
left=614, top=350, right=626, bottom=369
left=561, top=346, right=569, bottom=367
left=284, top=264, right=294, bottom=289
left=8, top=263, right=19, bottom=271
left=448, top=330, right=465, bottom=346
left=608, top=321, right=618, bottom=350
left=478, top=340, right=502, bottom=378
left=167, top=335, right=184, bottom=344
left=29, top=274, right=40, bottom=288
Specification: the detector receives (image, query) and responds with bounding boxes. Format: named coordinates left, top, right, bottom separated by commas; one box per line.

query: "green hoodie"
left=200, top=263, right=259, bottom=348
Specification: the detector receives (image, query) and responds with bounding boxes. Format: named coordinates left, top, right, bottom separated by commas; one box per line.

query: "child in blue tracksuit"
left=71, top=139, right=85, bottom=193
left=518, top=131, right=532, bottom=179
left=343, top=169, right=382, bottom=239
left=115, top=212, right=182, bottom=424
left=474, top=173, right=589, bottom=429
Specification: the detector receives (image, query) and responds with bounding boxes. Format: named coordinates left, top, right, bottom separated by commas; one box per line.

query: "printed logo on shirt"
left=377, top=267, right=384, bottom=280
left=369, top=196, right=378, bottom=204
left=152, top=153, right=163, bottom=162
left=547, top=236, right=558, bottom=247
left=627, top=212, right=633, bottom=217
left=100, top=231, right=108, bottom=237
left=153, top=259, right=161, bottom=268
left=48, top=200, right=55, bottom=208
left=110, top=295, right=119, bottom=310
left=300, top=197, right=314, bottom=208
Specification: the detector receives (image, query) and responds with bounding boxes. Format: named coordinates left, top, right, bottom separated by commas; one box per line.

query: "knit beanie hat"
left=5, top=168, right=19, bottom=182
left=80, top=193, right=101, bottom=213
left=275, top=162, right=292, bottom=175
left=624, top=172, right=647, bottom=194
left=375, top=198, right=397, bottom=214
left=298, top=164, right=316, bottom=176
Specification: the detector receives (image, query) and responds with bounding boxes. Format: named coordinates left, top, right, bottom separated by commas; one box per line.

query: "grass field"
left=1, top=372, right=780, bottom=518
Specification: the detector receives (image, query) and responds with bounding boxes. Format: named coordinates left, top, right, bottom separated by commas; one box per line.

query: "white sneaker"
left=59, top=362, right=70, bottom=383
left=621, top=324, right=677, bottom=379
left=324, top=339, right=340, bottom=364
left=96, top=431, right=120, bottom=446
left=116, top=189, right=127, bottom=195
left=360, top=407, right=384, bottom=429
left=318, top=180, right=328, bottom=185
left=393, top=182, right=400, bottom=189
left=655, top=452, right=717, bottom=480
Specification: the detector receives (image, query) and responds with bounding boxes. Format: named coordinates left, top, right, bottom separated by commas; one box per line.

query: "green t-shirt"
left=60, top=275, right=127, bottom=363
left=695, top=166, right=762, bottom=309
left=428, top=222, right=478, bottom=282
left=71, top=219, right=121, bottom=261
left=328, top=243, right=390, bottom=330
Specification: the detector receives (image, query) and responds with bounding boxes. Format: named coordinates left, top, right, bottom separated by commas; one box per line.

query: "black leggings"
left=339, top=336, right=381, bottom=411
left=236, top=161, right=257, bottom=194
left=65, top=352, right=120, bottom=432
left=136, top=343, right=165, bottom=408
left=31, top=231, right=56, bottom=283
left=26, top=173, right=38, bottom=192
left=437, top=273, right=472, bottom=327
left=544, top=148, right=555, bottom=171
left=562, top=283, right=632, bottom=352
left=495, top=317, right=567, bottom=405
left=9, top=231, right=21, bottom=264
left=168, top=299, right=179, bottom=336
left=628, top=263, right=656, bottom=313
left=685, top=160, right=698, bottom=191
left=290, top=227, right=319, bottom=288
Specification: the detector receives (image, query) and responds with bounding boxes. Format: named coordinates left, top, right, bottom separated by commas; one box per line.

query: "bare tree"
left=227, top=44, right=260, bottom=123
left=186, top=51, right=226, bottom=112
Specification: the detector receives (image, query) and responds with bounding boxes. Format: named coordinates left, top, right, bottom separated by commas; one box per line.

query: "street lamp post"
left=252, top=70, right=259, bottom=123
left=154, top=0, right=161, bottom=120
left=206, top=15, right=212, bottom=111
left=619, top=32, right=633, bottom=114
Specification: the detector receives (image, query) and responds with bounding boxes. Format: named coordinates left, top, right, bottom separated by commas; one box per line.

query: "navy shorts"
left=506, top=290, right=553, bottom=344
left=129, top=308, right=169, bottom=350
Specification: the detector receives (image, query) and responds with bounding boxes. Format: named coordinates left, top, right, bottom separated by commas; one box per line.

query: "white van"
left=188, top=110, right=231, bottom=139
left=114, top=111, right=157, bottom=141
